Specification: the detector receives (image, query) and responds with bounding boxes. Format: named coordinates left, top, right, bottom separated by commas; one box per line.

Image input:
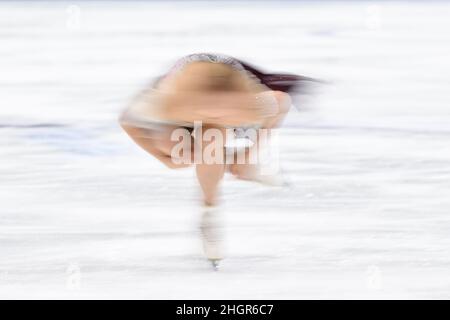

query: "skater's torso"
left=122, top=53, right=278, bottom=129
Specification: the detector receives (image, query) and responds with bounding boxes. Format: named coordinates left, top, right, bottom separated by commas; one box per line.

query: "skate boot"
left=200, top=207, right=225, bottom=271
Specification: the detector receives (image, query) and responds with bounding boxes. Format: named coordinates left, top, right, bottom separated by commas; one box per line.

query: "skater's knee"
left=120, top=123, right=144, bottom=138
left=273, top=91, right=291, bottom=114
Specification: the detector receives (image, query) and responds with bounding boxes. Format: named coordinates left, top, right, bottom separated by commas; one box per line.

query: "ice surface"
left=1, top=1, right=450, bottom=299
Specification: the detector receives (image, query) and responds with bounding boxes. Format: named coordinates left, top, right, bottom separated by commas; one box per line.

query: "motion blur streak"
left=0, top=1, right=450, bottom=299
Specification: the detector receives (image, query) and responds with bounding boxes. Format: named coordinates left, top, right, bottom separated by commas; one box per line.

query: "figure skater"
left=119, top=53, right=312, bottom=268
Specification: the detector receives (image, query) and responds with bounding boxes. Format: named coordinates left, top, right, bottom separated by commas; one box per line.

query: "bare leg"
left=261, top=90, right=291, bottom=128
left=196, top=163, right=225, bottom=206
left=121, top=124, right=193, bottom=169
left=195, top=126, right=226, bottom=206
left=228, top=146, right=259, bottom=181
left=229, top=91, right=291, bottom=179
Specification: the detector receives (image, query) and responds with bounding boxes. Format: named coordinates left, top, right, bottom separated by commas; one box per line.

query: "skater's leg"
left=262, top=90, right=291, bottom=129
left=229, top=91, right=290, bottom=182
left=228, top=146, right=259, bottom=181
left=195, top=126, right=227, bottom=206
left=121, top=124, right=194, bottom=169
left=196, top=163, right=225, bottom=206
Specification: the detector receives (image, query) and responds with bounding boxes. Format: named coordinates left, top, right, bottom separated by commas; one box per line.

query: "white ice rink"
left=1, top=1, right=450, bottom=299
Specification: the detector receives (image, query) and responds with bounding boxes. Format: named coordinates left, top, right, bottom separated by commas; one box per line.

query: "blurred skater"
left=120, top=53, right=307, bottom=206
left=119, top=53, right=310, bottom=268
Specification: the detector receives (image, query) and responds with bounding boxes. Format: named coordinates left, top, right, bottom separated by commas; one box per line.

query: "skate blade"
left=209, top=259, right=221, bottom=271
